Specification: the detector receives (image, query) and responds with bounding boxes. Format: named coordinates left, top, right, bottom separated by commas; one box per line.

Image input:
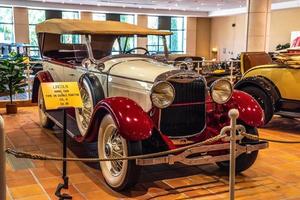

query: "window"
left=62, top=11, right=80, bottom=44
left=147, top=16, right=186, bottom=54
left=28, top=9, right=45, bottom=46
left=92, top=13, right=106, bottom=21
left=118, top=14, right=136, bottom=52
left=0, top=7, right=14, bottom=43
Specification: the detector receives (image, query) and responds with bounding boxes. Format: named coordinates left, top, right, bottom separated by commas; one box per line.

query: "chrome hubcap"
left=104, top=129, right=125, bottom=177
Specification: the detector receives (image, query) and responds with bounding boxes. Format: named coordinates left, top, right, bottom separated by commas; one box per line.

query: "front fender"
left=32, top=71, right=53, bottom=103
left=84, top=97, right=154, bottom=142
left=225, top=90, right=264, bottom=127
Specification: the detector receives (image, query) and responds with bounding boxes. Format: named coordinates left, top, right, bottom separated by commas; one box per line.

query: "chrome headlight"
left=150, top=81, right=175, bottom=109
left=210, top=79, right=233, bottom=104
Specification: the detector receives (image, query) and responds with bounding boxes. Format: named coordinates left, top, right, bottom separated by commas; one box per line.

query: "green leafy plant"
left=0, top=53, right=28, bottom=104
left=276, top=43, right=290, bottom=51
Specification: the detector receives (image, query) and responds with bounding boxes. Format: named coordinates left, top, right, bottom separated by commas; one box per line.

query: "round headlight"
left=210, top=79, right=233, bottom=104
left=151, top=81, right=175, bottom=109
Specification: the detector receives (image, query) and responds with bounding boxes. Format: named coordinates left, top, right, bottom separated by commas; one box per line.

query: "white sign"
left=291, top=31, right=300, bottom=47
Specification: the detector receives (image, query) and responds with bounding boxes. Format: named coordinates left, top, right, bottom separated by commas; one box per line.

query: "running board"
left=45, top=110, right=81, bottom=138
left=277, top=111, right=300, bottom=118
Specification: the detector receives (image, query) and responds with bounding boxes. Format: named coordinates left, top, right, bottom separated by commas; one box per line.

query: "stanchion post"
left=55, top=109, right=72, bottom=199
left=0, top=115, right=5, bottom=200
left=229, top=109, right=239, bottom=200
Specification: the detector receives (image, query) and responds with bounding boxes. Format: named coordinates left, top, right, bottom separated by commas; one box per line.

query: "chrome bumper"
left=136, top=141, right=268, bottom=166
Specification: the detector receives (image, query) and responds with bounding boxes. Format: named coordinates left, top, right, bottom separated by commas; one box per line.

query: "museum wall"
left=269, top=7, right=300, bottom=51
left=195, top=17, right=211, bottom=59
left=210, top=14, right=247, bottom=60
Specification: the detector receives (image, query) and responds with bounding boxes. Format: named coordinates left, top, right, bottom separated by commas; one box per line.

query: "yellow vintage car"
left=235, top=52, right=300, bottom=124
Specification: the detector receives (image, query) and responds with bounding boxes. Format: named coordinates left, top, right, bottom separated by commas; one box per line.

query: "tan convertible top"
left=36, top=19, right=172, bottom=36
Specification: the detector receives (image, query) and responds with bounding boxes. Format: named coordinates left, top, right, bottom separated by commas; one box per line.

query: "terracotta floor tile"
left=9, top=184, right=44, bottom=199
left=3, top=107, right=300, bottom=199
left=73, top=181, right=102, bottom=193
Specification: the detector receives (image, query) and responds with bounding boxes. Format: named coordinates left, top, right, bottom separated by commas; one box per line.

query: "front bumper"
left=136, top=141, right=268, bottom=166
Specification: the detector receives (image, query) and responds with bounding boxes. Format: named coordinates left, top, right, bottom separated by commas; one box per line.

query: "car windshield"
left=59, top=34, right=168, bottom=60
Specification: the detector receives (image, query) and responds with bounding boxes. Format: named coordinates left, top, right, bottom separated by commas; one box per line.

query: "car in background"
left=235, top=52, right=300, bottom=124
left=32, top=19, right=267, bottom=190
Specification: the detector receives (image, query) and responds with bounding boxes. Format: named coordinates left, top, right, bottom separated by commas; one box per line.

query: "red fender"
left=225, top=90, right=264, bottom=127
left=32, top=71, right=53, bottom=103
left=83, top=97, right=154, bottom=142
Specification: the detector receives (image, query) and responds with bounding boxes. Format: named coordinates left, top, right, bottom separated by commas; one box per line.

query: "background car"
left=32, top=19, right=267, bottom=191
left=235, top=52, right=300, bottom=124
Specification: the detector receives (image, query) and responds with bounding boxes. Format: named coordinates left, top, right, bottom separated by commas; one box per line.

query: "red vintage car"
left=32, top=19, right=268, bottom=190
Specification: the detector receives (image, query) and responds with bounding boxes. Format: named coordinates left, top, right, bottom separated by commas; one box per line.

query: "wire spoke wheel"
left=38, top=86, right=54, bottom=128
left=75, top=79, right=94, bottom=136
left=98, top=114, right=141, bottom=190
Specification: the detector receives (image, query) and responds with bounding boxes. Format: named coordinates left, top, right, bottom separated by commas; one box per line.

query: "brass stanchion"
left=0, top=115, right=5, bottom=200
left=229, top=109, right=239, bottom=200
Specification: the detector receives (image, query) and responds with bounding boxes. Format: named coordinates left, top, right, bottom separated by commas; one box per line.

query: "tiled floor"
left=1, top=107, right=300, bottom=200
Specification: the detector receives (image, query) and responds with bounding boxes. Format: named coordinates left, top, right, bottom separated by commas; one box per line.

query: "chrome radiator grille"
left=159, top=78, right=206, bottom=138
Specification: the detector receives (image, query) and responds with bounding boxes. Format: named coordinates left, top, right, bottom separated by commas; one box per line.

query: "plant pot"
left=6, top=103, right=17, bottom=114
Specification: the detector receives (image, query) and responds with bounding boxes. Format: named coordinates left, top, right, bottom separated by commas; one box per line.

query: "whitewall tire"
left=75, top=79, right=94, bottom=136
left=98, top=114, right=142, bottom=191
left=38, top=85, right=55, bottom=128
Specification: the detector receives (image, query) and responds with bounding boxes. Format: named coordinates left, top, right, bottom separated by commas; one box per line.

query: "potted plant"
left=0, top=53, right=28, bottom=114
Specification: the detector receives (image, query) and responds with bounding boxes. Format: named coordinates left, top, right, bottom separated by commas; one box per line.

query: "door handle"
left=69, top=73, right=75, bottom=77
left=48, top=67, right=54, bottom=70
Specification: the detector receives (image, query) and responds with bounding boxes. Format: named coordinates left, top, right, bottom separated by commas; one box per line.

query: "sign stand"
left=55, top=109, right=72, bottom=200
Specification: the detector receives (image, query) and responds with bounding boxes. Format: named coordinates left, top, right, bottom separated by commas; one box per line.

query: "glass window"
left=62, top=11, right=80, bottom=44
left=147, top=16, right=186, bottom=54
left=28, top=9, right=45, bottom=46
left=92, top=13, right=106, bottom=21
left=0, top=7, right=14, bottom=43
left=119, top=14, right=135, bottom=52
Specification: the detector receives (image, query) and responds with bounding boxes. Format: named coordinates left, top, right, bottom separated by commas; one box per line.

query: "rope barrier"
left=241, top=132, right=300, bottom=144
left=5, top=131, right=300, bottom=162
left=5, top=134, right=227, bottom=162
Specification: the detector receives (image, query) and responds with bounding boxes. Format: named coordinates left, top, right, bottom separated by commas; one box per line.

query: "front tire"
left=217, top=126, right=259, bottom=172
left=98, top=114, right=142, bottom=191
left=38, top=85, right=55, bottom=129
left=239, top=86, right=274, bottom=124
left=75, top=78, right=94, bottom=137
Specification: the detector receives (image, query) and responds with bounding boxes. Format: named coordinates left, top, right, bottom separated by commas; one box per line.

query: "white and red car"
left=32, top=19, right=268, bottom=190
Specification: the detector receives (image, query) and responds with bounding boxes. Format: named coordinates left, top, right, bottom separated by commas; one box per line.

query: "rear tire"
left=239, top=86, right=273, bottom=124
left=98, top=114, right=142, bottom=191
left=38, top=85, right=55, bottom=129
left=217, top=126, right=259, bottom=173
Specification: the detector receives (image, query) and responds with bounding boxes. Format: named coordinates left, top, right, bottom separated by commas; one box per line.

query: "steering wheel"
left=125, top=47, right=150, bottom=55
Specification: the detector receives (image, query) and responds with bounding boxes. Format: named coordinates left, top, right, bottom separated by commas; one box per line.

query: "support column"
left=186, top=17, right=197, bottom=56
left=246, top=0, right=271, bottom=52
left=80, top=11, right=93, bottom=20
left=14, top=7, right=29, bottom=44
left=137, top=15, right=148, bottom=52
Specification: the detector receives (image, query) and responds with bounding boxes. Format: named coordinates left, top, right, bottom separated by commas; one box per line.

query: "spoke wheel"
left=98, top=114, right=142, bottom=191
left=75, top=79, right=94, bottom=136
left=38, top=85, right=54, bottom=128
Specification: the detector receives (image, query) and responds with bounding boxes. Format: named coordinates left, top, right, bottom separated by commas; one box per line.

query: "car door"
left=43, top=61, right=64, bottom=82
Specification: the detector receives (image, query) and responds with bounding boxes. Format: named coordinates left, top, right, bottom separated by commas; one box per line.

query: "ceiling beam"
left=0, top=0, right=208, bottom=17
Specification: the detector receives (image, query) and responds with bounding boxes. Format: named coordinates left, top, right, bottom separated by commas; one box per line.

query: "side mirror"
left=81, top=58, right=92, bottom=68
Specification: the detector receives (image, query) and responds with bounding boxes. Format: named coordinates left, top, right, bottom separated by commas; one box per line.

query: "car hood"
left=103, top=57, right=175, bottom=83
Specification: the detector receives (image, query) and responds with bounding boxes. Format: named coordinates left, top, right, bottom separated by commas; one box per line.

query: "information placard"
left=41, top=82, right=83, bottom=110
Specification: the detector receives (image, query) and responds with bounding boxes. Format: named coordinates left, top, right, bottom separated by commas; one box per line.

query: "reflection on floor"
left=2, top=107, right=300, bottom=200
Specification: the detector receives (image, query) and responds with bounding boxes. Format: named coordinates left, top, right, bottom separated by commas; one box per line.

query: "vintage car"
left=235, top=52, right=300, bottom=124
left=32, top=19, right=267, bottom=190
